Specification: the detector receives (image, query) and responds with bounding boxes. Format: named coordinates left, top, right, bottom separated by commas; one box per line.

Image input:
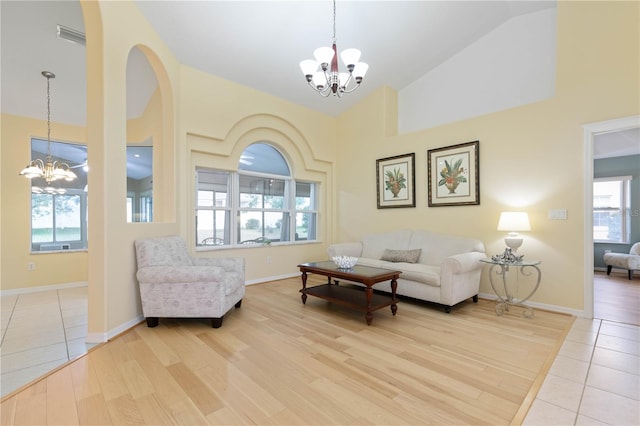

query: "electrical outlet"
left=266, top=256, right=272, bottom=264
left=28, top=262, right=36, bottom=271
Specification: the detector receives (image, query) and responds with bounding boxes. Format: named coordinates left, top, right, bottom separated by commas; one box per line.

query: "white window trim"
left=593, top=175, right=632, bottom=244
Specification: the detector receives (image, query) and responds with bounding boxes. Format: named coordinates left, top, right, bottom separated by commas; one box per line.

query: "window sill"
left=31, top=249, right=88, bottom=254
left=196, top=240, right=322, bottom=251
left=594, top=241, right=630, bottom=245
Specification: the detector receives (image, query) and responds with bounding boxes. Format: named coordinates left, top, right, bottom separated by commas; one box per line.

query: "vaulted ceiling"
left=1, top=1, right=556, bottom=124
left=1, top=1, right=637, bottom=158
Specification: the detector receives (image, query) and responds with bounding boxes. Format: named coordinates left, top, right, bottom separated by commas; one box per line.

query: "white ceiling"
left=594, top=128, right=640, bottom=160
left=134, top=0, right=555, bottom=117
left=1, top=0, right=638, bottom=159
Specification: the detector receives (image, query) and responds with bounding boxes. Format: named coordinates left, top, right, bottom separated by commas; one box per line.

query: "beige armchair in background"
left=603, top=242, right=640, bottom=280
left=134, top=235, right=245, bottom=328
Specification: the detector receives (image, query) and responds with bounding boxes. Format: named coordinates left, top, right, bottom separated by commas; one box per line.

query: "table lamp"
left=497, top=211, right=531, bottom=252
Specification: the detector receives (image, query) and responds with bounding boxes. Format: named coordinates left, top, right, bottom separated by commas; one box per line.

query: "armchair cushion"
left=135, top=235, right=193, bottom=267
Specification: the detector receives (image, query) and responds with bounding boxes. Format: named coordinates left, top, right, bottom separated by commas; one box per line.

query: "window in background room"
left=593, top=176, right=632, bottom=243
left=29, top=139, right=88, bottom=251
left=195, top=143, right=318, bottom=248
left=126, top=145, right=153, bottom=223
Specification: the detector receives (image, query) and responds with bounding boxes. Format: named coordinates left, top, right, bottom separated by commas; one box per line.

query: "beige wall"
left=335, top=1, right=639, bottom=311
left=1, top=114, right=88, bottom=290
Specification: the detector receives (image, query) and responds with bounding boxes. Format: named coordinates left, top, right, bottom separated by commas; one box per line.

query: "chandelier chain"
left=332, top=0, right=336, bottom=44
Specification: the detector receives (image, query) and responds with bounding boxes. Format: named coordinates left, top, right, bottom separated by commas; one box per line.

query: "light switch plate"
left=548, top=209, right=568, bottom=220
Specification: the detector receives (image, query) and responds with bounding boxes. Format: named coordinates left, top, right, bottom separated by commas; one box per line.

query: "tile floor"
left=0, top=286, right=95, bottom=398
left=524, top=317, right=640, bottom=425
left=1, top=288, right=639, bottom=426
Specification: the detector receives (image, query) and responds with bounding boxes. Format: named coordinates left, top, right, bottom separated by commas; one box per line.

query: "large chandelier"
left=299, top=0, right=368, bottom=97
left=20, top=71, right=77, bottom=185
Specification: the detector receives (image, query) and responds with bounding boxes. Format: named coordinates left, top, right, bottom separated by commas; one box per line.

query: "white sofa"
left=327, top=230, right=486, bottom=312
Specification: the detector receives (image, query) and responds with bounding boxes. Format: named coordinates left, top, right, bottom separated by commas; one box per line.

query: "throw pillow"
left=381, top=248, right=422, bottom=263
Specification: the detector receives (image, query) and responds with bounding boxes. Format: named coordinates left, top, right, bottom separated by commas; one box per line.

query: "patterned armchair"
left=134, top=235, right=245, bottom=328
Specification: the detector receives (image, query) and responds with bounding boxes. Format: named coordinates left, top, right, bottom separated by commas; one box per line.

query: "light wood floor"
left=594, top=270, right=640, bottom=325
left=1, top=276, right=573, bottom=425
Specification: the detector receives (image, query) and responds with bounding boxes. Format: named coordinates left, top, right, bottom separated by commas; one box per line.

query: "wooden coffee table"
left=297, top=261, right=401, bottom=325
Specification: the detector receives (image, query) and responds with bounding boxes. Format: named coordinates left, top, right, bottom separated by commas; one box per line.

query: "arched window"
left=195, top=143, right=318, bottom=247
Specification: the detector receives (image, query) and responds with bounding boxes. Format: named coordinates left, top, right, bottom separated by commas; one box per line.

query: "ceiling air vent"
left=57, top=24, right=85, bottom=46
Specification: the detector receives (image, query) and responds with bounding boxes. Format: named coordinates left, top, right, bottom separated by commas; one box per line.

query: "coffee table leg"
left=390, top=278, right=398, bottom=316
left=365, top=286, right=373, bottom=325
left=301, top=271, right=308, bottom=304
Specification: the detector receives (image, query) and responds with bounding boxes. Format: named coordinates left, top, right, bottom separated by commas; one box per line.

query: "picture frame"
left=376, top=153, right=416, bottom=209
left=427, top=141, right=479, bottom=207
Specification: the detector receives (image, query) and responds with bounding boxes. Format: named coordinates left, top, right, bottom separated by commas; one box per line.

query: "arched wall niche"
left=226, top=113, right=330, bottom=178
left=125, top=43, right=175, bottom=223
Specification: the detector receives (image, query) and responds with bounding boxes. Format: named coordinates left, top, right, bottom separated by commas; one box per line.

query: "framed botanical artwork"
left=427, top=141, right=479, bottom=207
left=376, top=153, right=416, bottom=209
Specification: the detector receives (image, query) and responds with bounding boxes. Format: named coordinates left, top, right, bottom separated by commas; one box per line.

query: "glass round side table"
left=480, top=258, right=541, bottom=318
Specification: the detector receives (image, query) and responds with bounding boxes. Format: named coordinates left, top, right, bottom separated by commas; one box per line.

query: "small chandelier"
left=299, top=0, right=369, bottom=97
left=20, top=71, right=77, bottom=184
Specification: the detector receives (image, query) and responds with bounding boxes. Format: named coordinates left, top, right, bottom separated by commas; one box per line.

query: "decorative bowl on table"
left=332, top=256, right=358, bottom=269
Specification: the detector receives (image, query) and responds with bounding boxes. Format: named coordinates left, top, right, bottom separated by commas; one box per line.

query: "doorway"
left=583, top=115, right=640, bottom=323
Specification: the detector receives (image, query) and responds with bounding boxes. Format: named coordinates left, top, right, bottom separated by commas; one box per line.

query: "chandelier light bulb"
left=313, top=47, right=335, bottom=69
left=312, top=72, right=327, bottom=90
left=340, top=48, right=361, bottom=69
left=300, top=60, right=319, bottom=81
left=353, top=62, right=369, bottom=80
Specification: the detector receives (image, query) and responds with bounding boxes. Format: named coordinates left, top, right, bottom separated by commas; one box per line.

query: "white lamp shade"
left=311, top=72, right=327, bottom=89
left=313, top=47, right=335, bottom=65
left=299, top=59, right=319, bottom=76
left=64, top=169, right=77, bottom=181
left=497, top=212, right=531, bottom=232
left=20, top=164, right=44, bottom=179
left=353, top=62, right=369, bottom=79
left=340, top=48, right=361, bottom=67
left=338, top=72, right=350, bottom=87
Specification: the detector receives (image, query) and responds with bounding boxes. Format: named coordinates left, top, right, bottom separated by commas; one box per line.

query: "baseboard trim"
left=0, top=281, right=88, bottom=297
left=246, top=272, right=299, bottom=285
left=86, top=315, right=144, bottom=344
left=478, top=292, right=584, bottom=317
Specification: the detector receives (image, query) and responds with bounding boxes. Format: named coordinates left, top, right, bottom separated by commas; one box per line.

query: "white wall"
left=399, top=8, right=556, bottom=133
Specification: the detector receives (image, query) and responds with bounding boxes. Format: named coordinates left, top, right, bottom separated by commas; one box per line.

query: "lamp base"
left=504, top=235, right=523, bottom=252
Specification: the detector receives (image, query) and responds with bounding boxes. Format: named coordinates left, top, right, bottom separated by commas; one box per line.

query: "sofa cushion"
left=357, top=257, right=440, bottom=287
left=393, top=262, right=440, bottom=286
left=381, top=248, right=422, bottom=263
left=408, top=230, right=484, bottom=265
left=361, top=230, right=412, bottom=260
